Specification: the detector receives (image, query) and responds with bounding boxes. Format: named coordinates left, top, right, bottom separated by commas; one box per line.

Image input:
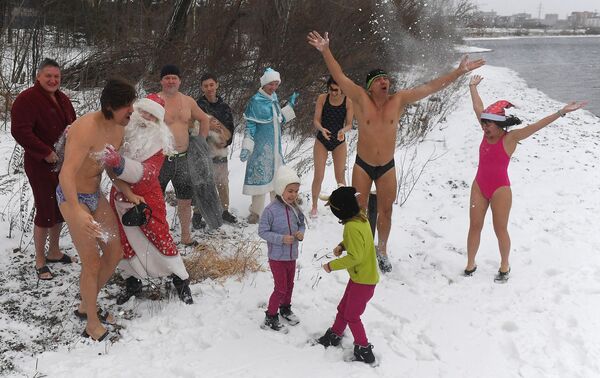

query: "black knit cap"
left=328, top=186, right=360, bottom=221
left=365, top=68, right=388, bottom=89
left=160, top=64, right=181, bottom=79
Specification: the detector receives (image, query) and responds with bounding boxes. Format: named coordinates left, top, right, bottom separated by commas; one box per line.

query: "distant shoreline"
left=465, top=34, right=600, bottom=41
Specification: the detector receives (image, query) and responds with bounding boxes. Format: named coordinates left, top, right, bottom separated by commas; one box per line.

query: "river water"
left=466, top=36, right=600, bottom=117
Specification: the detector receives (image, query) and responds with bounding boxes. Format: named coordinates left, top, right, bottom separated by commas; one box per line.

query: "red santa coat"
left=11, top=81, right=76, bottom=227
left=110, top=151, right=178, bottom=259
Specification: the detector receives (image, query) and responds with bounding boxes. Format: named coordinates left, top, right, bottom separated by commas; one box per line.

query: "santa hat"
left=274, top=166, right=300, bottom=197
left=480, top=100, right=515, bottom=122
left=260, top=67, right=281, bottom=87
left=326, top=186, right=360, bottom=221
left=134, top=94, right=165, bottom=121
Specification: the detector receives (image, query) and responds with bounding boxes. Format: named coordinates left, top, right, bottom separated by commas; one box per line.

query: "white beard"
left=121, top=111, right=175, bottom=162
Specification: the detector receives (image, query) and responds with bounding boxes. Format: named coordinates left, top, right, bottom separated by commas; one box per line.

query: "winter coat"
left=196, top=95, right=235, bottom=147
left=241, top=89, right=291, bottom=195
left=258, top=198, right=306, bottom=261
left=110, top=151, right=178, bottom=259
left=329, top=218, right=379, bottom=285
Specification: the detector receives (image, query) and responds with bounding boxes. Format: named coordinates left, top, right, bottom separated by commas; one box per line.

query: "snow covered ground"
left=2, top=64, right=600, bottom=377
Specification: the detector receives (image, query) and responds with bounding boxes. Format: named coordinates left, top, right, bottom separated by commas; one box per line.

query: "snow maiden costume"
left=108, top=94, right=193, bottom=304
left=240, top=68, right=297, bottom=221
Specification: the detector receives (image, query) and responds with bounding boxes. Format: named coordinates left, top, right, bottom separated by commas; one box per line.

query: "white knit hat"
left=260, top=67, right=281, bottom=87
left=134, top=98, right=165, bottom=121
left=274, top=166, right=300, bottom=196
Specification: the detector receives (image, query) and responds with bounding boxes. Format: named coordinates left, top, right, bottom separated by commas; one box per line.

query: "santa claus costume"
left=109, top=94, right=193, bottom=304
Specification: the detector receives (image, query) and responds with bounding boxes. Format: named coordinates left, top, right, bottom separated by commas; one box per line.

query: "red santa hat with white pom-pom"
left=134, top=93, right=166, bottom=121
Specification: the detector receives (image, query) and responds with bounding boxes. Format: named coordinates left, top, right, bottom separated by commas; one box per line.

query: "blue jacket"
left=258, top=198, right=306, bottom=261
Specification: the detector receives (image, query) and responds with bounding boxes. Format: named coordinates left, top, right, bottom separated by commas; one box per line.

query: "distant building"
left=585, top=16, right=600, bottom=28
left=543, top=14, right=559, bottom=26
left=509, top=13, right=532, bottom=27
left=568, top=11, right=597, bottom=28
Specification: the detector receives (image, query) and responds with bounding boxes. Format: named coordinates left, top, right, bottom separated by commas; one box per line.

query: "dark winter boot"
left=116, top=276, right=143, bottom=305
left=261, top=312, right=287, bottom=332
left=192, top=212, right=207, bottom=230
left=353, top=343, right=376, bottom=364
left=279, top=305, right=300, bottom=326
left=222, top=210, right=237, bottom=224
left=172, top=275, right=194, bottom=305
left=317, top=328, right=342, bottom=347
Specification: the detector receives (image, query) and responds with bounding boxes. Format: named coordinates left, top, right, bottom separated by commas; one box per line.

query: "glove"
left=102, top=145, right=125, bottom=174
left=288, top=92, right=299, bottom=108
left=240, top=148, right=250, bottom=162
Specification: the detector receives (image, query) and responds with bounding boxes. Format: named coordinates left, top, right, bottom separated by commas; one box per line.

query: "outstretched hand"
left=458, top=55, right=486, bottom=74
left=469, top=75, right=483, bottom=87
left=561, top=101, right=587, bottom=114
left=307, top=31, right=329, bottom=52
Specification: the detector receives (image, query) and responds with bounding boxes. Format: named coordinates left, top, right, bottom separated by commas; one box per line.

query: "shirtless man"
left=58, top=78, right=136, bottom=341
left=308, top=31, right=485, bottom=272
left=157, top=64, right=210, bottom=246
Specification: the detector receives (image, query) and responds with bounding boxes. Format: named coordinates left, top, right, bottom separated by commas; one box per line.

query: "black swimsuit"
left=316, top=95, right=347, bottom=152
left=355, top=155, right=395, bottom=181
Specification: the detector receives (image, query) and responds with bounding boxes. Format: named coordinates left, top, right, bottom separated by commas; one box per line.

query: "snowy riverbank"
left=2, top=64, right=600, bottom=378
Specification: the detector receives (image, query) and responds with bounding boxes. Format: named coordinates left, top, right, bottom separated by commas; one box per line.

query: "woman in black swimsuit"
left=310, top=77, right=354, bottom=218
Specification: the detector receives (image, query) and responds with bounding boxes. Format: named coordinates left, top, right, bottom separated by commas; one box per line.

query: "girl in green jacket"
left=317, top=186, right=379, bottom=364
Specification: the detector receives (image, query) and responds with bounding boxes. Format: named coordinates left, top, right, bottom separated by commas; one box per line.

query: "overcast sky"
left=473, top=0, right=599, bottom=18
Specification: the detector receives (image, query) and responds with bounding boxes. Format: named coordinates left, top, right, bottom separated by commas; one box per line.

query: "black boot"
left=172, top=275, right=194, bottom=304
left=353, top=343, right=375, bottom=364
left=261, top=311, right=287, bottom=332
left=192, top=212, right=207, bottom=230
left=222, top=210, right=237, bottom=224
left=116, top=276, right=142, bottom=305
left=279, top=304, right=300, bottom=325
left=317, top=328, right=342, bottom=347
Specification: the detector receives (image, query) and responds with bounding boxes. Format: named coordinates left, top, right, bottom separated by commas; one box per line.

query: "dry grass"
left=183, top=238, right=265, bottom=283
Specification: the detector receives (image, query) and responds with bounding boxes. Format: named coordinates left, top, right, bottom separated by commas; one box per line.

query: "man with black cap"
left=308, top=31, right=485, bottom=273
left=157, top=64, right=210, bottom=246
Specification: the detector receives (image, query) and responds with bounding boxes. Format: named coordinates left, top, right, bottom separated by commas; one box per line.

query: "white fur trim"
left=117, top=157, right=143, bottom=183
left=480, top=113, right=506, bottom=122
left=274, top=165, right=300, bottom=196
left=134, top=98, right=165, bottom=121
left=241, top=137, right=255, bottom=154
left=260, top=69, right=281, bottom=87
left=281, top=105, right=296, bottom=122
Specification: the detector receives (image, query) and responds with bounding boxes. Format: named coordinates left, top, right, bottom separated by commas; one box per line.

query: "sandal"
left=74, top=308, right=116, bottom=325
left=82, top=328, right=109, bottom=342
left=464, top=265, right=477, bottom=276
left=36, top=265, right=54, bottom=280
left=46, top=253, right=75, bottom=264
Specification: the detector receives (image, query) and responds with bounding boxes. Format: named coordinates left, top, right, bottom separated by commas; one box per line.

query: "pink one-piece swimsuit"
left=475, top=133, right=511, bottom=200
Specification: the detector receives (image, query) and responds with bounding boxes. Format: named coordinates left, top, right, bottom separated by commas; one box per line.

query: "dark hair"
left=100, top=77, right=136, bottom=119
left=200, top=73, right=217, bottom=84
left=484, top=115, right=522, bottom=129
left=326, top=76, right=337, bottom=87
left=38, top=58, right=60, bottom=72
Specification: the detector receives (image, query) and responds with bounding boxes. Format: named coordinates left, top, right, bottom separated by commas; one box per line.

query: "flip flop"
left=82, top=328, right=109, bottom=342
left=182, top=240, right=199, bottom=247
left=46, top=254, right=75, bottom=264
left=36, top=265, right=54, bottom=280
left=464, top=265, right=477, bottom=276
left=74, top=308, right=116, bottom=325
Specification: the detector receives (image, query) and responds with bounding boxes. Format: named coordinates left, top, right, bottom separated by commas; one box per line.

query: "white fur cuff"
left=117, top=157, right=144, bottom=184
left=242, top=137, right=255, bottom=154
left=281, top=105, right=296, bottom=123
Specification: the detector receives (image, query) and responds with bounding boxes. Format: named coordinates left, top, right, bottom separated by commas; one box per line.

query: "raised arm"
left=469, top=75, right=485, bottom=121
left=307, top=31, right=365, bottom=104
left=507, top=101, right=587, bottom=143
left=400, top=55, right=485, bottom=104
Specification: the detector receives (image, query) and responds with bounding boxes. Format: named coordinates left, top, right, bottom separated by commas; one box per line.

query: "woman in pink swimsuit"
left=465, top=75, right=586, bottom=283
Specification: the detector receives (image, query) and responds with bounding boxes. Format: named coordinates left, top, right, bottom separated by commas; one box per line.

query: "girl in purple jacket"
left=258, top=166, right=306, bottom=332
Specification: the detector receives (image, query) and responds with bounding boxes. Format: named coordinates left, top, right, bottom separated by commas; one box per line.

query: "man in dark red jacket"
left=11, top=58, right=77, bottom=280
